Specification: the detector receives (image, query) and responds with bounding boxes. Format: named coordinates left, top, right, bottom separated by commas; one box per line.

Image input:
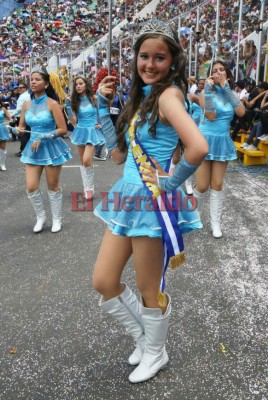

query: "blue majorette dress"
left=70, top=96, right=105, bottom=146
left=189, top=94, right=202, bottom=126
left=0, top=110, right=10, bottom=141
left=20, top=95, right=72, bottom=166
left=198, top=85, right=237, bottom=161
left=94, top=85, right=202, bottom=238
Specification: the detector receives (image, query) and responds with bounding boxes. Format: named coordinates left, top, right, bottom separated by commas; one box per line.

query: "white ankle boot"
left=128, top=295, right=171, bottom=383
left=210, top=189, right=224, bottom=238
left=0, top=149, right=7, bottom=171
left=27, top=189, right=47, bottom=233
left=80, top=166, right=94, bottom=200
left=100, top=284, right=145, bottom=366
left=48, top=189, right=62, bottom=233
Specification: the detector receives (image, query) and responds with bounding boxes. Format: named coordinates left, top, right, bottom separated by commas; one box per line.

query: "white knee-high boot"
left=184, top=176, right=193, bottom=195
left=0, top=149, right=7, bottom=171
left=210, top=189, right=224, bottom=238
left=193, top=187, right=207, bottom=212
left=128, top=295, right=171, bottom=383
left=80, top=166, right=94, bottom=200
left=48, top=189, right=62, bottom=233
left=100, top=284, right=145, bottom=366
left=27, top=189, right=47, bottom=233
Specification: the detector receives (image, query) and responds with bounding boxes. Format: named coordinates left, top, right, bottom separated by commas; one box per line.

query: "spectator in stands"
left=188, top=76, right=197, bottom=94
left=240, top=89, right=268, bottom=149
left=235, top=80, right=248, bottom=100
left=231, top=78, right=258, bottom=140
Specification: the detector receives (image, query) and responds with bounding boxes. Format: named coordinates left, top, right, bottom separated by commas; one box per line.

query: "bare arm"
left=260, top=91, right=268, bottom=109
left=98, top=76, right=127, bottom=165
left=188, top=93, right=200, bottom=105
left=247, top=91, right=266, bottom=108
left=18, top=102, right=30, bottom=132
left=159, top=87, right=208, bottom=165
left=48, top=99, right=67, bottom=136
left=141, top=87, right=208, bottom=190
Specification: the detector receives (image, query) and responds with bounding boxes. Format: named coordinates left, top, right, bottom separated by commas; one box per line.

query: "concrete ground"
left=1, top=139, right=268, bottom=400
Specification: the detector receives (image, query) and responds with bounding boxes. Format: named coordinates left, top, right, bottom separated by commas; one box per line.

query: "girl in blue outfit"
left=69, top=76, right=105, bottom=200
left=194, top=60, right=245, bottom=238
left=189, top=78, right=205, bottom=126
left=92, top=20, right=208, bottom=383
left=184, top=77, right=205, bottom=194
left=18, top=66, right=72, bottom=234
left=0, top=102, right=12, bottom=171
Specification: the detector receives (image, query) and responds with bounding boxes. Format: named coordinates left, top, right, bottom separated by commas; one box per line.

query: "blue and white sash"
left=127, top=112, right=185, bottom=304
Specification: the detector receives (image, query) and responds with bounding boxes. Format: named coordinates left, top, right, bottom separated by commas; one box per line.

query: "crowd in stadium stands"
left=0, top=0, right=267, bottom=95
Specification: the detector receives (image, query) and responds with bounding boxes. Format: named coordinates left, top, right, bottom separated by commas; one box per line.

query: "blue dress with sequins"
left=198, top=85, right=237, bottom=161
left=0, top=110, right=10, bottom=141
left=94, top=85, right=202, bottom=238
left=189, top=94, right=202, bottom=126
left=20, top=95, right=72, bottom=166
left=70, top=96, right=105, bottom=146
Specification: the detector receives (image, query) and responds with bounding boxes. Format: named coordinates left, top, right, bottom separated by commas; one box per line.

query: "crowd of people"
left=0, top=0, right=268, bottom=386
left=0, top=0, right=267, bottom=93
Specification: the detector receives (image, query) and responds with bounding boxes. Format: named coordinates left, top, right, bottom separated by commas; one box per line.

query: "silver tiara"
left=31, top=65, right=49, bottom=76
left=138, top=20, right=175, bottom=41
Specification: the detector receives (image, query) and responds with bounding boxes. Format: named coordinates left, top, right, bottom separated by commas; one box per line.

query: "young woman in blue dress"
left=92, top=20, right=208, bottom=383
left=69, top=76, right=105, bottom=200
left=193, top=60, right=245, bottom=238
left=18, top=66, right=72, bottom=233
left=0, top=101, right=12, bottom=171
left=184, top=77, right=205, bottom=194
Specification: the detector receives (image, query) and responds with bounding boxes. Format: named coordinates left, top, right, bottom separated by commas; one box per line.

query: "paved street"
left=1, top=138, right=268, bottom=400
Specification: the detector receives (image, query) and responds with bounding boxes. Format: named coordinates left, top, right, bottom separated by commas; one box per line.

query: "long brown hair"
left=208, top=59, right=235, bottom=90
left=71, top=76, right=95, bottom=114
left=116, top=31, right=188, bottom=152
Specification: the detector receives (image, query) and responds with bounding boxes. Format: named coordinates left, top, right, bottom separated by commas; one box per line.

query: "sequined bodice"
left=77, top=96, right=98, bottom=128
left=199, top=86, right=234, bottom=135
left=123, top=85, right=179, bottom=184
left=25, top=95, right=56, bottom=140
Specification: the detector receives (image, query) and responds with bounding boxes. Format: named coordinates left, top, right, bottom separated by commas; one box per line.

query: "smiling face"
left=75, top=77, right=86, bottom=96
left=137, top=37, right=173, bottom=85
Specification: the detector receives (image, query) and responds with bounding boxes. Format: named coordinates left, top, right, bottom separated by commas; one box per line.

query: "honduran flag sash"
left=127, top=112, right=185, bottom=303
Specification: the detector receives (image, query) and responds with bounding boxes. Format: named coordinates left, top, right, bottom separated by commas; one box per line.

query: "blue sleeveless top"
left=198, top=85, right=237, bottom=161
left=70, top=96, right=105, bottom=146
left=76, top=96, right=98, bottom=128
left=123, top=85, right=179, bottom=184
left=21, top=94, right=72, bottom=166
left=94, top=84, right=202, bottom=237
